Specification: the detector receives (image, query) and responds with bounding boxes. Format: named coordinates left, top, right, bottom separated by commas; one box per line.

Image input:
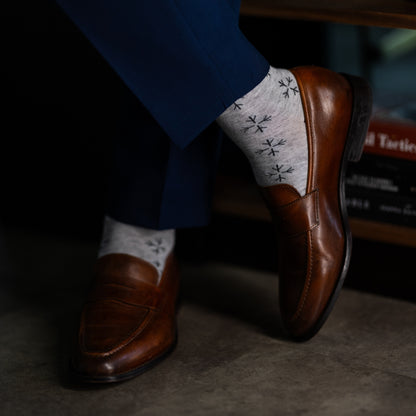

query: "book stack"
left=346, top=107, right=416, bottom=228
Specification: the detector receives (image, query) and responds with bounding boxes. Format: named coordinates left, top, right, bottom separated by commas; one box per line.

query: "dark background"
left=1, top=1, right=415, bottom=302
left=0, top=1, right=327, bottom=238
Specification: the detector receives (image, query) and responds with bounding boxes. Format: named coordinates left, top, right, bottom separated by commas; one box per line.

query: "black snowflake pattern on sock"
left=267, top=164, right=295, bottom=182
left=255, top=138, right=286, bottom=156
left=146, top=238, right=166, bottom=255
left=243, top=115, right=272, bottom=133
left=233, top=101, right=243, bottom=110
left=279, top=77, right=299, bottom=99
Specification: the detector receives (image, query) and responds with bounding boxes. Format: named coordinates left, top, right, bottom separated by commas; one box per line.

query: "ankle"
left=217, top=66, right=308, bottom=195
left=98, top=216, right=175, bottom=276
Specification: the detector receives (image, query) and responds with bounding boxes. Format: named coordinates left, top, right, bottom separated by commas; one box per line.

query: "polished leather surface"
left=262, top=66, right=370, bottom=340
left=71, top=253, right=179, bottom=382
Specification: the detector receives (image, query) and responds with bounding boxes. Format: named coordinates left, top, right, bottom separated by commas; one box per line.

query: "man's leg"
left=72, top=85, right=224, bottom=383
left=59, top=0, right=263, bottom=383
left=217, top=66, right=372, bottom=340
left=59, top=0, right=373, bottom=382
left=99, top=87, right=222, bottom=276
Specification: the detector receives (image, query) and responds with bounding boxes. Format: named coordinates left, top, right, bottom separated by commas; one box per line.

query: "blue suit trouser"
left=55, top=0, right=269, bottom=229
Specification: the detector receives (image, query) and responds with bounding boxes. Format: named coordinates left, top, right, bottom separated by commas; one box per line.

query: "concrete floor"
left=1, top=227, right=415, bottom=416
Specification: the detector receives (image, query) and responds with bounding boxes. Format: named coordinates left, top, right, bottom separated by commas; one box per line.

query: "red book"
left=364, top=116, right=416, bottom=162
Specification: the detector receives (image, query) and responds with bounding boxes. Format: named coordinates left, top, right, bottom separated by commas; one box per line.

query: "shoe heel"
left=341, top=73, right=373, bottom=162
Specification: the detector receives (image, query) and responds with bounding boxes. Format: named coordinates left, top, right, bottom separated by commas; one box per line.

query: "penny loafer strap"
left=87, top=281, right=161, bottom=309
left=274, top=189, right=319, bottom=237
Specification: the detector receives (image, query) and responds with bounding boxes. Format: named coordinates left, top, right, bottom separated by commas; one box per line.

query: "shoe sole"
left=292, top=73, right=373, bottom=342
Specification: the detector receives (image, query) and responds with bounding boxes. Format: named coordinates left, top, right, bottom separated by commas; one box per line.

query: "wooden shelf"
left=213, top=176, right=416, bottom=248
left=241, top=0, right=416, bottom=29
left=349, top=218, right=416, bottom=247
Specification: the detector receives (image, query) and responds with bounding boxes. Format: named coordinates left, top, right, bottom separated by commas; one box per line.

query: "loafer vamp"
left=278, top=215, right=345, bottom=337
left=80, top=299, right=153, bottom=354
left=72, top=253, right=179, bottom=382
left=265, top=185, right=345, bottom=337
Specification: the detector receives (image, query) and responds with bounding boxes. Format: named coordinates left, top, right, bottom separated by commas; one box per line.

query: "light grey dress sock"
left=217, top=66, right=309, bottom=196
left=98, top=216, right=175, bottom=277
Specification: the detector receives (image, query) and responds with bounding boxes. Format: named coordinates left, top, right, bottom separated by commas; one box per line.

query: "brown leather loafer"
left=71, top=253, right=180, bottom=383
left=262, top=66, right=372, bottom=341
